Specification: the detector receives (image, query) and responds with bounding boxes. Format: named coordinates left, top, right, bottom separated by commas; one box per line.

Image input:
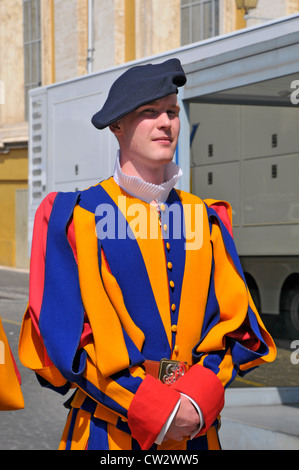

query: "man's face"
left=112, top=94, right=180, bottom=173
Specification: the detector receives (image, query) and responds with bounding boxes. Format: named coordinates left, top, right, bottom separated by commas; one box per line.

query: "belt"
left=143, top=359, right=188, bottom=385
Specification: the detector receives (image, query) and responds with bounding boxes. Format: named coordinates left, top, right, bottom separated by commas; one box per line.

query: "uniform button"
left=166, top=242, right=170, bottom=251
left=163, top=224, right=168, bottom=232
left=173, top=345, right=179, bottom=353
left=167, top=262, right=172, bottom=270
left=169, top=280, right=175, bottom=289
left=160, top=203, right=166, bottom=211
left=171, top=303, right=176, bottom=312
left=171, top=324, right=177, bottom=332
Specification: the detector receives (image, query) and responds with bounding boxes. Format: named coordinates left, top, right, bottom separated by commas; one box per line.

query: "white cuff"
left=155, top=399, right=181, bottom=445
left=155, top=394, right=204, bottom=445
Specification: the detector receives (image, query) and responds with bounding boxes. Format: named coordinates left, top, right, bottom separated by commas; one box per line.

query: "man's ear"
left=109, top=121, right=121, bottom=135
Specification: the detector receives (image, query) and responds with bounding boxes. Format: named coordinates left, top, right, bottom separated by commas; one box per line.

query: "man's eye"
left=168, top=110, right=179, bottom=117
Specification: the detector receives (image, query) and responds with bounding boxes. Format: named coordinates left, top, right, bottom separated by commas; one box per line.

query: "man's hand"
left=163, top=394, right=200, bottom=442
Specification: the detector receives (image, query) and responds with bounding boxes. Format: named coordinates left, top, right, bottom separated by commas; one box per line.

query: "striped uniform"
left=19, top=177, right=276, bottom=450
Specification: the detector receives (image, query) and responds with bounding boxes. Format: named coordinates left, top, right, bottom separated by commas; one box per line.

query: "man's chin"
left=152, top=150, right=176, bottom=165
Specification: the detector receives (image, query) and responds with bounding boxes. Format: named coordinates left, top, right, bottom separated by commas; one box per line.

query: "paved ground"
left=232, top=313, right=299, bottom=388
left=0, top=267, right=70, bottom=450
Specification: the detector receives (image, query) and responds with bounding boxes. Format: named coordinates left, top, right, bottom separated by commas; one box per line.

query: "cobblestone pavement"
left=233, top=314, right=299, bottom=388
left=232, top=341, right=299, bottom=388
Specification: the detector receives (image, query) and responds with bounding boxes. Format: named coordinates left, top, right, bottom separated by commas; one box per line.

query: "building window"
left=181, top=0, right=219, bottom=46
left=23, top=0, right=42, bottom=118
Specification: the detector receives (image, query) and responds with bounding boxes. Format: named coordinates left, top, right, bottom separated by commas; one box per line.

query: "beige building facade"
left=0, top=0, right=298, bottom=268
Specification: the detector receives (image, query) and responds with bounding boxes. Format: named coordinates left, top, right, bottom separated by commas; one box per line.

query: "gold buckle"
left=158, top=359, right=188, bottom=385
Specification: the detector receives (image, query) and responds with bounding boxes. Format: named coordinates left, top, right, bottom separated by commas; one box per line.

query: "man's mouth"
left=153, top=136, right=173, bottom=143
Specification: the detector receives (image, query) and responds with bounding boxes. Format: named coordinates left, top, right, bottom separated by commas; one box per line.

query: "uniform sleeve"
left=18, top=192, right=181, bottom=450
left=167, top=202, right=276, bottom=436
left=18, top=192, right=72, bottom=392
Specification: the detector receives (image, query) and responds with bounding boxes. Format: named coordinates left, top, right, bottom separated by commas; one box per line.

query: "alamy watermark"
left=290, top=80, right=299, bottom=105
left=95, top=196, right=204, bottom=250
left=290, top=340, right=299, bottom=365
left=0, top=80, right=4, bottom=105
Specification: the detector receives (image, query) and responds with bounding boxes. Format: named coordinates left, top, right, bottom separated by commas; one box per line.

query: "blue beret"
left=91, top=58, right=186, bottom=129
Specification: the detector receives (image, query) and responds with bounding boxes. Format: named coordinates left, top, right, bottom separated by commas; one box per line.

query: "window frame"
left=181, top=0, right=219, bottom=46
left=23, top=0, right=42, bottom=118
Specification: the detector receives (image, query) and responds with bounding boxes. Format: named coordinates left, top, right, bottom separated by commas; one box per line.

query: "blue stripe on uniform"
left=87, top=416, right=109, bottom=450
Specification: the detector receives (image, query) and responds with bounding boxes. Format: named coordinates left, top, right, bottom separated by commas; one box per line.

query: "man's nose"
left=157, top=112, right=171, bottom=128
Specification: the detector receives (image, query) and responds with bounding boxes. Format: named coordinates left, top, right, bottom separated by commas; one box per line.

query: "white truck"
left=28, top=14, right=299, bottom=337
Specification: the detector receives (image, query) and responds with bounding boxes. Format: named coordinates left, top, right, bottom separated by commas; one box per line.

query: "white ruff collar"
left=113, top=151, right=183, bottom=204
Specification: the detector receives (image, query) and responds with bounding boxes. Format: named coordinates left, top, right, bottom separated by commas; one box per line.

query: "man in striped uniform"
left=19, top=59, right=276, bottom=450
